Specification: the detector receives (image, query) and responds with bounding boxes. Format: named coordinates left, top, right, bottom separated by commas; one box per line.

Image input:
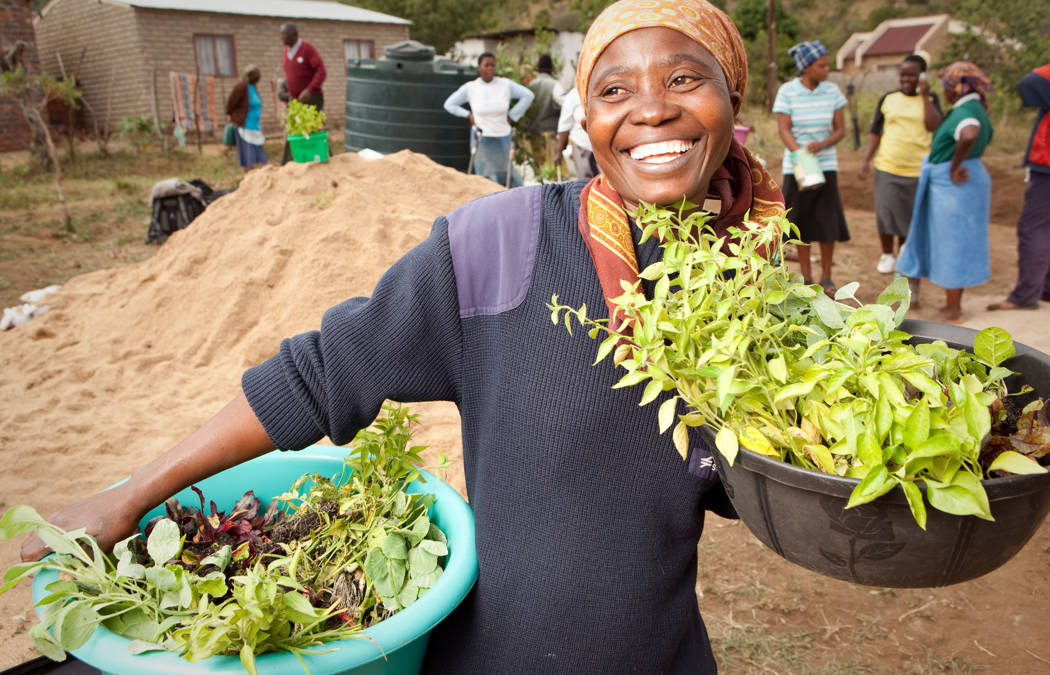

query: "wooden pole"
left=192, top=75, right=202, bottom=154
left=148, top=66, right=167, bottom=151
left=765, top=0, right=777, bottom=112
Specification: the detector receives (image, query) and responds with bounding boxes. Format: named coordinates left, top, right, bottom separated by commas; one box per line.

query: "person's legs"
left=817, top=242, right=836, bottom=295
left=879, top=232, right=894, bottom=255
left=1005, top=174, right=1050, bottom=307
left=796, top=243, right=812, bottom=283
left=939, top=288, right=964, bottom=323
left=474, top=135, right=509, bottom=185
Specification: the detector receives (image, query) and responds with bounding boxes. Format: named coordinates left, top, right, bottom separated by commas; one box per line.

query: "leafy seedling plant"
left=284, top=99, right=326, bottom=137
left=0, top=403, right=449, bottom=675
left=549, top=202, right=1048, bottom=530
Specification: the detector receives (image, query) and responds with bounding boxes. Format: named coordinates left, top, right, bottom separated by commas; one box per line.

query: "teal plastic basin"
left=32, top=445, right=477, bottom=674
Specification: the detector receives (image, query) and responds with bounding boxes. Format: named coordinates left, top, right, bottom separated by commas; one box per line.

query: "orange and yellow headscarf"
left=573, top=0, right=784, bottom=333
left=575, top=0, right=748, bottom=110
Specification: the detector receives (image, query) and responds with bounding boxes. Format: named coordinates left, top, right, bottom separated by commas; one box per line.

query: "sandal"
left=819, top=278, right=836, bottom=297
left=985, top=300, right=1038, bottom=311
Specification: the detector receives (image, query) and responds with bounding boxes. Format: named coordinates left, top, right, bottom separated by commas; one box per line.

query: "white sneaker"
left=876, top=253, right=896, bottom=274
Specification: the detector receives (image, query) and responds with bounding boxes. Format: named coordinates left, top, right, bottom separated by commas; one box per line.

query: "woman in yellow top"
left=858, top=54, right=943, bottom=278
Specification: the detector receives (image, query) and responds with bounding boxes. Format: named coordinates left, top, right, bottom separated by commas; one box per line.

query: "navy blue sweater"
left=243, top=182, right=732, bottom=673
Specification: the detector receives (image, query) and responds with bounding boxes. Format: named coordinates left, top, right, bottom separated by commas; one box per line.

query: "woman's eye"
left=671, top=75, right=698, bottom=87
left=601, top=85, right=626, bottom=97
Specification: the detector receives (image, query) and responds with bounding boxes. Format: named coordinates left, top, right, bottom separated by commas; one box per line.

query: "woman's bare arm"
left=21, top=393, right=275, bottom=561
left=775, top=113, right=799, bottom=152
left=949, top=124, right=979, bottom=185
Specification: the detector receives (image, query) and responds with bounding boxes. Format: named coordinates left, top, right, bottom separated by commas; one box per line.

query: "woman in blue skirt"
left=225, top=65, right=269, bottom=172
left=895, top=62, right=994, bottom=323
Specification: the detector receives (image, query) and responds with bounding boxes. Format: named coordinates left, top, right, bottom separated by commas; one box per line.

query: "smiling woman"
left=18, top=1, right=786, bottom=673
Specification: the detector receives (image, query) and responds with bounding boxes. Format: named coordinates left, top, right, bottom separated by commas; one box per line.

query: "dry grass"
left=0, top=133, right=297, bottom=307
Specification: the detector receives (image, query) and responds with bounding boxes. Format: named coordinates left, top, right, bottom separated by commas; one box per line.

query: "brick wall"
left=133, top=9, right=410, bottom=134
left=34, top=0, right=144, bottom=139
left=34, top=1, right=410, bottom=139
left=1, top=0, right=41, bottom=152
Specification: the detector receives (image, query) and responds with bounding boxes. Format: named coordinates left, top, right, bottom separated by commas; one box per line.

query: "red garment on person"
left=282, top=41, right=326, bottom=99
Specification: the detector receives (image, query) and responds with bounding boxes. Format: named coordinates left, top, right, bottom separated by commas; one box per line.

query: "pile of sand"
left=0, top=150, right=498, bottom=667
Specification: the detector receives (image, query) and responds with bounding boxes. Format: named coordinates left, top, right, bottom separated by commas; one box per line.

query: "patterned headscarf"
left=572, top=0, right=784, bottom=335
left=575, top=0, right=748, bottom=111
left=940, top=61, right=994, bottom=99
left=787, top=40, right=828, bottom=73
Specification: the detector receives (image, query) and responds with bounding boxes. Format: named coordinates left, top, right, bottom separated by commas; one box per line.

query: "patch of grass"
left=922, top=648, right=989, bottom=673
left=711, top=627, right=823, bottom=673
left=112, top=178, right=138, bottom=193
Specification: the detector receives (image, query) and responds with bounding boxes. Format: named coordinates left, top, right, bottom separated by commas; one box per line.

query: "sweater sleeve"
left=304, top=43, right=326, bottom=95
left=241, top=219, right=463, bottom=449
left=507, top=80, right=535, bottom=122
left=443, top=82, right=472, bottom=118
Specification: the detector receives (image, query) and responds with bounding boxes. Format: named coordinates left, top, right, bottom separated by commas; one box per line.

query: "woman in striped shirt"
left=773, top=40, right=850, bottom=296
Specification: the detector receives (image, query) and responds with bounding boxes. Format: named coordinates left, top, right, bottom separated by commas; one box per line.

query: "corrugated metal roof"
left=865, top=23, right=934, bottom=56
left=119, top=0, right=411, bottom=25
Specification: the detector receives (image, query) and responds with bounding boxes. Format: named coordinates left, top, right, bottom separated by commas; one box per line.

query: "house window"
left=344, top=39, right=375, bottom=61
left=195, top=35, right=236, bottom=76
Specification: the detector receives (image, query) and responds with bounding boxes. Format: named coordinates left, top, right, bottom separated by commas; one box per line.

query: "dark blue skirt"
left=235, top=130, right=268, bottom=168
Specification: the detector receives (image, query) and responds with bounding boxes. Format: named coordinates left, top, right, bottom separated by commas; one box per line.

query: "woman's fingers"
left=20, top=488, right=140, bottom=561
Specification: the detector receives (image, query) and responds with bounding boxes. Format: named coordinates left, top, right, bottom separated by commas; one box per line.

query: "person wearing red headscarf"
left=21, top=1, right=781, bottom=671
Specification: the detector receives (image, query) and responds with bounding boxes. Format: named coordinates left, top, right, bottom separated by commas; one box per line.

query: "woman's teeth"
left=628, top=140, right=694, bottom=163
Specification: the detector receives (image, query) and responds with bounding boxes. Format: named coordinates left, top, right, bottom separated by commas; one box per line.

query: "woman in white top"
left=444, top=52, right=535, bottom=186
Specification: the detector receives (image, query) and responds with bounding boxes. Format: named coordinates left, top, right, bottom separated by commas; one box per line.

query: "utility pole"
left=765, top=0, right=777, bottom=111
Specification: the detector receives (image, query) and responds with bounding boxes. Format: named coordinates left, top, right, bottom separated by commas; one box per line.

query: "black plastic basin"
left=706, top=319, right=1050, bottom=587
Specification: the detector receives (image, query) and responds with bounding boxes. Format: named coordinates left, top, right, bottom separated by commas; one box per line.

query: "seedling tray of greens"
left=1, top=405, right=454, bottom=674
left=550, top=203, right=1050, bottom=532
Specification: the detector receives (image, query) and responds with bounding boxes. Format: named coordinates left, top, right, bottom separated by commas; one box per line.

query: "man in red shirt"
left=279, top=23, right=326, bottom=163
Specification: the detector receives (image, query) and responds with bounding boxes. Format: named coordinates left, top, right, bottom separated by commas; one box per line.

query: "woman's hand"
left=21, top=485, right=143, bottom=561
left=857, top=161, right=871, bottom=179
left=22, top=394, right=274, bottom=561
left=950, top=164, right=970, bottom=184
left=805, top=141, right=823, bottom=155
left=468, top=113, right=475, bottom=127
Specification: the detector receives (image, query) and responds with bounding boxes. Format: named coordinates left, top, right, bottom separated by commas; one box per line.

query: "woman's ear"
left=730, top=91, right=742, bottom=117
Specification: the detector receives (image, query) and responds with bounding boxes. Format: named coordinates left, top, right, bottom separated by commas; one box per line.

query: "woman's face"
left=248, top=70, right=261, bottom=85
left=584, top=27, right=740, bottom=212
left=478, top=56, right=496, bottom=83
left=803, top=54, right=830, bottom=83
left=898, top=60, right=921, bottom=95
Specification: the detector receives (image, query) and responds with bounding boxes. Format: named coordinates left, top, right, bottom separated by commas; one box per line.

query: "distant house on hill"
left=1, top=0, right=42, bottom=152
left=836, top=15, right=950, bottom=75
left=32, top=0, right=411, bottom=136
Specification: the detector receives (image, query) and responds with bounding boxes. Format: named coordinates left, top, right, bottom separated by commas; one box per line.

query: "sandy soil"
left=0, top=147, right=1047, bottom=673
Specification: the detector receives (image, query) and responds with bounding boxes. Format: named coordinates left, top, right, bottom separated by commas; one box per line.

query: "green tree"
left=940, top=0, right=1050, bottom=112
left=340, top=0, right=500, bottom=54
left=569, top=0, right=614, bottom=31
left=731, top=0, right=802, bottom=106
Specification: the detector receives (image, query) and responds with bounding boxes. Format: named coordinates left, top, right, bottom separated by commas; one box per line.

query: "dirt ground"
left=1, top=144, right=1048, bottom=674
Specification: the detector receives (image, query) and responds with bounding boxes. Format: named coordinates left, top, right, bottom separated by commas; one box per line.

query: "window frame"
left=343, top=39, right=376, bottom=62
left=194, top=34, right=237, bottom=77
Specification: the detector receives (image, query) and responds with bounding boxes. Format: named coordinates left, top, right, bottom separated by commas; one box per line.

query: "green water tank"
left=345, top=41, right=476, bottom=170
